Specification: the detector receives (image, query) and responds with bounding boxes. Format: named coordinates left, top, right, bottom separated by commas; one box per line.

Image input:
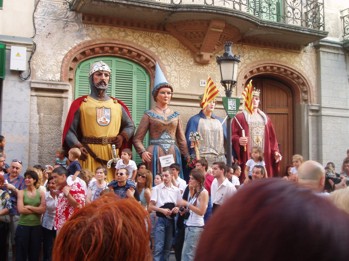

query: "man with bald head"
left=297, top=160, right=326, bottom=194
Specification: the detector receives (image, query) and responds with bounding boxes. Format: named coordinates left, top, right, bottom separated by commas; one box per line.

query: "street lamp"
left=216, top=42, right=240, bottom=167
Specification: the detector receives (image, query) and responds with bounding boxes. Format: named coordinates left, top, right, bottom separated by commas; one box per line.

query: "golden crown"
left=252, top=88, right=260, bottom=96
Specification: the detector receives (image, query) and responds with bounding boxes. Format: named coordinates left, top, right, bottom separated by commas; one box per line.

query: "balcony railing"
left=341, top=8, right=349, bottom=40
left=145, top=0, right=325, bottom=30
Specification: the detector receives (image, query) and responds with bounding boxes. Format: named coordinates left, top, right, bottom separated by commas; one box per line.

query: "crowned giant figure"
left=133, top=63, right=189, bottom=178
left=185, top=78, right=227, bottom=166
left=62, top=61, right=135, bottom=181
left=232, top=86, right=281, bottom=181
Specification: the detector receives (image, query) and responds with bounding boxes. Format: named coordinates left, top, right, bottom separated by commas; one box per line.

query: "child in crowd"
left=55, top=148, right=69, bottom=169
left=229, top=164, right=241, bottom=189
left=115, top=148, right=137, bottom=180
left=245, top=146, right=267, bottom=179
left=66, top=148, right=82, bottom=178
left=154, top=174, right=162, bottom=186
left=290, top=154, right=303, bottom=175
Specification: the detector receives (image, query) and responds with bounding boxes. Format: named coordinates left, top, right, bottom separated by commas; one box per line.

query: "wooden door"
left=253, top=77, right=293, bottom=176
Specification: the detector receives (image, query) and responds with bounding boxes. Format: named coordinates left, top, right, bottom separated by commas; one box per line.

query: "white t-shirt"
left=174, top=176, right=187, bottom=194
left=246, top=159, right=266, bottom=177
left=151, top=183, right=182, bottom=208
left=211, top=178, right=236, bottom=206
left=115, top=159, right=137, bottom=179
left=231, top=175, right=240, bottom=186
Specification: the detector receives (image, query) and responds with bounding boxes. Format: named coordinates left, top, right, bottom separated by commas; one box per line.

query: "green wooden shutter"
left=0, top=43, right=5, bottom=79
left=75, top=57, right=150, bottom=163
left=248, top=0, right=283, bottom=22
left=0, top=0, right=3, bottom=10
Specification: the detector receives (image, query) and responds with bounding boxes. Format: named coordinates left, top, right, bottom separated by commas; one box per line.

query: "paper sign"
left=159, top=154, right=175, bottom=167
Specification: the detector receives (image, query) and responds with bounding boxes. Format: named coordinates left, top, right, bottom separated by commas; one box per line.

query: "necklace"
left=155, top=106, right=168, bottom=114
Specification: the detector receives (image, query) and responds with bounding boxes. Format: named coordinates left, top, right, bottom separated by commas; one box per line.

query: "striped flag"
left=242, top=79, right=253, bottom=114
left=200, top=77, right=219, bottom=108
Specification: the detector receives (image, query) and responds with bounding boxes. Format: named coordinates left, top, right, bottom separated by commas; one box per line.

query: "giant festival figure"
left=232, top=82, right=281, bottom=181
left=185, top=77, right=227, bottom=166
left=62, top=61, right=135, bottom=182
left=133, top=63, right=189, bottom=178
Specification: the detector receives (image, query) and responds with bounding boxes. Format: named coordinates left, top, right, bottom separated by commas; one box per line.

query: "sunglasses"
left=12, top=159, right=23, bottom=165
left=137, top=174, right=146, bottom=179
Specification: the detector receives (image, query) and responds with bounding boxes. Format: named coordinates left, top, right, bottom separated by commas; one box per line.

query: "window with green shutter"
left=0, top=0, right=3, bottom=10
left=75, top=57, right=150, bottom=163
left=0, top=43, right=5, bottom=79
left=248, top=0, right=283, bottom=23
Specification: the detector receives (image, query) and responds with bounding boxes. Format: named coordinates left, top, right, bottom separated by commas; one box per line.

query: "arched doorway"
left=251, top=77, right=294, bottom=176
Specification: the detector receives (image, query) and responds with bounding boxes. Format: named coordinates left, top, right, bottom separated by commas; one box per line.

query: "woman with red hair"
left=52, top=193, right=151, bottom=261
left=195, top=179, right=349, bottom=261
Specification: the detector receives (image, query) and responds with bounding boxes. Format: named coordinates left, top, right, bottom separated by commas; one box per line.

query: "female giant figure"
left=133, top=63, right=189, bottom=178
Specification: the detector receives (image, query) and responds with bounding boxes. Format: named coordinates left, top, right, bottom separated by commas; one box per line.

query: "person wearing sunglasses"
left=135, top=169, right=153, bottom=210
left=108, top=168, right=140, bottom=201
left=4, top=159, right=26, bottom=258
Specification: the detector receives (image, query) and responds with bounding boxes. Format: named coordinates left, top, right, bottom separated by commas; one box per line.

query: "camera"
left=325, top=173, right=349, bottom=192
left=179, top=206, right=190, bottom=220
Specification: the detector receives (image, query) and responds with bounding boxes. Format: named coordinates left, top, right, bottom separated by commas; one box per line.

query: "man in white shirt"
left=211, top=161, right=236, bottom=213
left=149, top=168, right=181, bottom=261
left=170, top=163, right=187, bottom=194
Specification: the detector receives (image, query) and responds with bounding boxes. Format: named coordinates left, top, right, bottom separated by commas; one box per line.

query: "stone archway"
left=237, top=62, right=312, bottom=104
left=60, top=39, right=159, bottom=90
left=237, top=62, right=313, bottom=176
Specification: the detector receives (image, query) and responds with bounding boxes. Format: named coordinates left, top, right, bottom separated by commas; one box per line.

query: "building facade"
left=1, top=0, right=348, bottom=174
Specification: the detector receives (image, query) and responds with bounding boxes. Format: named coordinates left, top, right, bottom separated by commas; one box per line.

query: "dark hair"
left=231, top=163, right=240, bottom=172
left=153, top=85, right=173, bottom=102
left=195, top=179, right=349, bottom=261
left=169, top=163, right=180, bottom=171
left=24, top=169, right=39, bottom=186
left=53, top=193, right=151, bottom=261
left=162, top=167, right=170, bottom=174
left=137, top=162, right=147, bottom=169
left=196, top=159, right=208, bottom=171
left=252, top=165, right=266, bottom=177
left=96, top=166, right=107, bottom=175
left=190, top=168, right=205, bottom=187
left=122, top=148, right=132, bottom=157
left=0, top=135, right=4, bottom=143
left=33, top=164, right=45, bottom=172
left=52, top=166, right=68, bottom=176
left=46, top=176, right=55, bottom=189
left=213, top=162, right=226, bottom=172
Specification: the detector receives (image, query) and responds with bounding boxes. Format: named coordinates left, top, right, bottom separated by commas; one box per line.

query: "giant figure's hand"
left=115, top=135, right=124, bottom=149
left=274, top=152, right=282, bottom=163
left=239, top=136, right=248, bottom=146
left=141, top=151, right=152, bottom=163
left=79, top=147, right=89, bottom=160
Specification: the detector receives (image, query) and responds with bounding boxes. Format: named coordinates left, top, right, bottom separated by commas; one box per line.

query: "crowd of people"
left=1, top=60, right=349, bottom=261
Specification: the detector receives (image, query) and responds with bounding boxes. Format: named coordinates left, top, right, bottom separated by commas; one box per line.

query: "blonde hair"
left=329, top=187, right=349, bottom=215
left=292, top=154, right=304, bottom=163
left=69, top=148, right=81, bottom=159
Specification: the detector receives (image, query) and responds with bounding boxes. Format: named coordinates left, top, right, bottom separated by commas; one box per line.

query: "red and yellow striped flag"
left=242, top=79, right=253, bottom=115
left=200, top=77, right=219, bottom=108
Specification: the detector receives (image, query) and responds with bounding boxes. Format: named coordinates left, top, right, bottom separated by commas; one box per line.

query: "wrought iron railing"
left=148, top=0, right=325, bottom=30
left=341, top=8, right=349, bottom=40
